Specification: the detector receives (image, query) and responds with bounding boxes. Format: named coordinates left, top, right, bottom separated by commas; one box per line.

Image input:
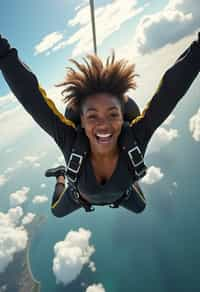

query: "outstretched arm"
left=0, top=35, right=76, bottom=152
left=131, top=33, right=200, bottom=154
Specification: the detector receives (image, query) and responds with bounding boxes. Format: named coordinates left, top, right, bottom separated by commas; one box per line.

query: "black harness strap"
left=66, top=126, right=88, bottom=184
left=66, top=126, right=95, bottom=212
left=69, top=185, right=95, bottom=212
left=118, top=123, right=147, bottom=180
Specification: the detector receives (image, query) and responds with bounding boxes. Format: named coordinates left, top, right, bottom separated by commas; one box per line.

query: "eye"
left=110, top=112, right=120, bottom=118
left=87, top=115, right=97, bottom=120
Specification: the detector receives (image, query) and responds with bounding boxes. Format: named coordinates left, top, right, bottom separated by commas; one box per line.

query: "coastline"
left=0, top=215, right=46, bottom=292
left=26, top=241, right=41, bottom=292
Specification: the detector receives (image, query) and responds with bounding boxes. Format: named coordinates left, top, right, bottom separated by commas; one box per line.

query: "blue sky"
left=0, top=0, right=169, bottom=91
left=0, top=0, right=200, bottom=291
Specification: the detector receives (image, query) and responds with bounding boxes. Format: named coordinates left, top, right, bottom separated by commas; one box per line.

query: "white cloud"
left=189, top=108, right=200, bottom=141
left=53, top=0, right=146, bottom=57
left=75, top=0, right=88, bottom=11
left=24, top=155, right=39, bottom=163
left=5, top=148, right=14, bottom=153
left=9, top=186, right=30, bottom=208
left=2, top=206, right=24, bottom=226
left=172, top=181, right=178, bottom=188
left=23, top=152, right=46, bottom=167
left=147, top=127, right=178, bottom=154
left=134, top=0, right=199, bottom=54
left=86, top=283, right=106, bottom=292
left=115, top=33, right=195, bottom=119
left=53, top=228, right=95, bottom=286
left=0, top=207, right=28, bottom=273
left=0, top=175, right=8, bottom=187
left=4, top=167, right=15, bottom=174
left=0, top=85, right=65, bottom=151
left=141, top=165, right=164, bottom=184
left=0, top=83, right=67, bottom=153
left=0, top=284, right=7, bottom=291
left=88, top=261, right=96, bottom=272
left=1, top=152, right=46, bottom=187
left=0, top=92, right=16, bottom=107
left=34, top=32, right=64, bottom=55
left=32, top=195, right=48, bottom=204
left=22, top=212, right=36, bottom=225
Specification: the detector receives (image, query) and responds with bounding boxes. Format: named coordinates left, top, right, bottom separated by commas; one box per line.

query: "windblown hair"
left=56, top=51, right=138, bottom=114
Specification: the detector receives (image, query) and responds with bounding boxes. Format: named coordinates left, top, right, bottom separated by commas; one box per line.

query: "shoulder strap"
left=65, top=126, right=95, bottom=212
left=118, top=122, right=147, bottom=180
left=66, top=126, right=89, bottom=184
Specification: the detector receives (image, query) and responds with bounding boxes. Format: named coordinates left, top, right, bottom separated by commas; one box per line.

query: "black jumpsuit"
left=0, top=35, right=199, bottom=216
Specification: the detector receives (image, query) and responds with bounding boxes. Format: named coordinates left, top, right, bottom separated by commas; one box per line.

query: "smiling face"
left=80, top=93, right=124, bottom=156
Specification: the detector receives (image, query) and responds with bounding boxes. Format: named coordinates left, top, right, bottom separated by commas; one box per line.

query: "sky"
left=0, top=1, right=200, bottom=292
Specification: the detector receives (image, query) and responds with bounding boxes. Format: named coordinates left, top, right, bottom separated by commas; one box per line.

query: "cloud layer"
left=34, top=0, right=146, bottom=57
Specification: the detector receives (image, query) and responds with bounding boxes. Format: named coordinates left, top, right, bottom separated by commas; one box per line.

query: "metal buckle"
left=128, top=146, right=144, bottom=167
left=66, top=153, right=83, bottom=183
left=67, top=153, right=83, bottom=173
left=135, top=167, right=147, bottom=177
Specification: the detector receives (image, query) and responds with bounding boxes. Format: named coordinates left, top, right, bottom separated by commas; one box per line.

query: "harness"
left=66, top=123, right=147, bottom=212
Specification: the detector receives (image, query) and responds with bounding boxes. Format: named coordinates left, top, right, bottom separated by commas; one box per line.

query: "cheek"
left=83, top=124, right=93, bottom=138
left=115, top=120, right=123, bottom=132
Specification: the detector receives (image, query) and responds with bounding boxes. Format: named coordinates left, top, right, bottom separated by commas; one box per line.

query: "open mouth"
left=95, top=133, right=113, bottom=144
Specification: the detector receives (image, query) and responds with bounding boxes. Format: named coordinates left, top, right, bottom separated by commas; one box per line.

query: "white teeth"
left=96, top=133, right=112, bottom=138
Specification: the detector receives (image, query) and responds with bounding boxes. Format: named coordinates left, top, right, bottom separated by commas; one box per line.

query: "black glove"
left=0, top=35, right=11, bottom=58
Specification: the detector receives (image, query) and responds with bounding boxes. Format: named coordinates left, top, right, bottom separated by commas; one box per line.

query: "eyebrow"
left=86, top=106, right=119, bottom=113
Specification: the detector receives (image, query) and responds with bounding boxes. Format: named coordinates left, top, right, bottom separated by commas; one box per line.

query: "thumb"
left=0, top=35, right=11, bottom=57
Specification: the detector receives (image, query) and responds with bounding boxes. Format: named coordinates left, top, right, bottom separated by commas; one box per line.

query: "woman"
left=45, top=96, right=144, bottom=214
left=0, top=33, right=199, bottom=217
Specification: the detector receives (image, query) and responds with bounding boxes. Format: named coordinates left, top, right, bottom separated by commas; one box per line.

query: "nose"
left=96, top=117, right=110, bottom=128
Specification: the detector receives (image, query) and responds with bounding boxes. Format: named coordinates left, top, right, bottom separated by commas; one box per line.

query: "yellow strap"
left=38, top=85, right=76, bottom=129
left=130, top=77, right=164, bottom=126
left=132, top=183, right=146, bottom=204
left=51, top=186, right=67, bottom=209
left=130, top=100, right=151, bottom=126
